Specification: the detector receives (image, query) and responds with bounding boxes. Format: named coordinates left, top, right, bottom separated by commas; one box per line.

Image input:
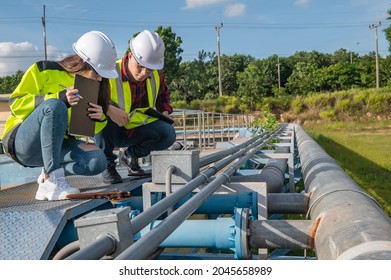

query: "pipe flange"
left=234, top=208, right=251, bottom=259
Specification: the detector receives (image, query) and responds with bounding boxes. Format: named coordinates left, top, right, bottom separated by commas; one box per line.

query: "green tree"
left=316, top=62, right=361, bottom=91
left=0, top=70, right=24, bottom=94
left=236, top=61, right=268, bottom=108
left=380, top=55, right=391, bottom=86
left=356, top=52, right=377, bottom=88
left=259, top=55, right=283, bottom=96
left=171, top=51, right=215, bottom=103
left=284, top=50, right=331, bottom=94
left=220, top=54, right=254, bottom=96
left=156, top=26, right=183, bottom=85
left=384, top=10, right=391, bottom=52
left=288, top=50, right=331, bottom=69
left=170, top=61, right=194, bottom=103
left=332, top=48, right=352, bottom=64
left=285, top=62, right=318, bottom=94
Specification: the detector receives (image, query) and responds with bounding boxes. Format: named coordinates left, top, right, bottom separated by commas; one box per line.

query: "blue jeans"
left=13, top=99, right=107, bottom=175
left=94, top=117, right=176, bottom=165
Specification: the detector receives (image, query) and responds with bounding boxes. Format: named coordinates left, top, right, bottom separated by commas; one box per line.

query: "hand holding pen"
left=58, top=84, right=83, bottom=99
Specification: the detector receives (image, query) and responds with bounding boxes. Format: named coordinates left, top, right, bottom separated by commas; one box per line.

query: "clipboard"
left=69, top=75, right=100, bottom=137
left=145, top=108, right=174, bottom=124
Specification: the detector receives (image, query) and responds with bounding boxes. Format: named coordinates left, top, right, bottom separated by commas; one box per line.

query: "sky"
left=0, top=0, right=390, bottom=77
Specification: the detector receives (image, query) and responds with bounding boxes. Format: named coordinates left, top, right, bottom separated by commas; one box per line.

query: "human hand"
left=87, top=103, right=103, bottom=120
left=161, top=111, right=175, bottom=126
left=62, top=86, right=82, bottom=106
left=107, top=105, right=130, bottom=127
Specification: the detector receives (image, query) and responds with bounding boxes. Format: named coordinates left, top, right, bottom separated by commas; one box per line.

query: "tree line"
left=2, top=14, right=391, bottom=109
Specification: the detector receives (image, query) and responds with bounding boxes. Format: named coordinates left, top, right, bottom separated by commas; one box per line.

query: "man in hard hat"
left=94, top=30, right=176, bottom=184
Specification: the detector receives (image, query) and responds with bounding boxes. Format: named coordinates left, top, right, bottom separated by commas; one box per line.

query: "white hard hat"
left=72, top=31, right=118, bottom=78
left=129, top=30, right=165, bottom=70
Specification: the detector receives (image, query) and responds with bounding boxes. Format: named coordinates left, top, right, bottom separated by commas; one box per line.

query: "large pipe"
left=137, top=216, right=314, bottom=251
left=295, top=125, right=391, bottom=259
left=249, top=220, right=315, bottom=250
left=176, top=192, right=258, bottom=216
left=129, top=192, right=308, bottom=216
left=230, top=146, right=290, bottom=193
left=267, top=193, right=309, bottom=214
left=137, top=218, right=236, bottom=249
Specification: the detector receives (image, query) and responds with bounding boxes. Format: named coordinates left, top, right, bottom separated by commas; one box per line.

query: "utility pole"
left=350, top=42, right=359, bottom=64
left=42, top=5, right=47, bottom=61
left=215, top=23, right=223, bottom=97
left=277, top=56, right=281, bottom=94
left=369, top=22, right=381, bottom=89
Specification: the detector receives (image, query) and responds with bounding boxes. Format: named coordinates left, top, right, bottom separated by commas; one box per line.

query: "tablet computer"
left=145, top=108, right=174, bottom=124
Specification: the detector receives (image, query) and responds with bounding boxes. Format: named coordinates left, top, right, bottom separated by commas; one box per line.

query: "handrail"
left=170, top=109, right=253, bottom=150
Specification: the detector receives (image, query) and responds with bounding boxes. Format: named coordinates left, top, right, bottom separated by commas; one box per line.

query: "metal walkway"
left=0, top=167, right=150, bottom=260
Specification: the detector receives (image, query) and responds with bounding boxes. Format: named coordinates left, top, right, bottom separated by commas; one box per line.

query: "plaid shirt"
left=120, top=55, right=173, bottom=137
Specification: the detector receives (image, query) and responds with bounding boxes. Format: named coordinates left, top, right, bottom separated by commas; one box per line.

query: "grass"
left=302, top=120, right=391, bottom=216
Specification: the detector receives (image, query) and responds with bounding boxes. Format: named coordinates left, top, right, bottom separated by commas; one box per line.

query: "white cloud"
left=183, top=0, right=248, bottom=18
left=0, top=42, right=37, bottom=77
left=295, top=0, right=309, bottom=7
left=184, top=0, right=229, bottom=9
left=0, top=42, right=66, bottom=77
left=224, top=3, right=246, bottom=17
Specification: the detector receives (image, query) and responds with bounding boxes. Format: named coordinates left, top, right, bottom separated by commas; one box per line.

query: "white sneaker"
left=37, top=169, right=45, bottom=184
left=35, top=168, right=80, bottom=201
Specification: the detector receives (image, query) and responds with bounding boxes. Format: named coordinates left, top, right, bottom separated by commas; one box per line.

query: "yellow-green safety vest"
left=1, top=61, right=107, bottom=154
left=109, top=59, right=160, bottom=130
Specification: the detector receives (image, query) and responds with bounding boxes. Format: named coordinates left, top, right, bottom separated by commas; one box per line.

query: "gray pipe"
left=230, top=146, right=290, bottom=193
left=65, top=235, right=116, bottom=260
left=52, top=241, right=80, bottom=260
left=295, top=125, right=391, bottom=259
left=165, top=165, right=176, bottom=215
left=249, top=220, right=315, bottom=250
left=176, top=192, right=257, bottom=215
left=267, top=193, right=309, bottom=214
left=137, top=190, right=308, bottom=216
left=199, top=131, right=267, bottom=167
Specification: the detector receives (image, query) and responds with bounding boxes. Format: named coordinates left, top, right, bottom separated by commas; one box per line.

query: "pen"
left=58, top=84, right=83, bottom=99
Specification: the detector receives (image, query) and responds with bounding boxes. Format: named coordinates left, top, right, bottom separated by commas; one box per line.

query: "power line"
left=0, top=15, right=381, bottom=30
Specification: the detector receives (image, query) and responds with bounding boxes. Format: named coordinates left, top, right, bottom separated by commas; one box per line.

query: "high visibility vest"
left=1, top=61, right=107, bottom=155
left=109, top=60, right=160, bottom=130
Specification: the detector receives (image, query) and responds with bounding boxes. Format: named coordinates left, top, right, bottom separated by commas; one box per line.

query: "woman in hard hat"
left=1, top=31, right=118, bottom=200
left=94, top=30, right=176, bottom=184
